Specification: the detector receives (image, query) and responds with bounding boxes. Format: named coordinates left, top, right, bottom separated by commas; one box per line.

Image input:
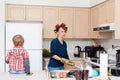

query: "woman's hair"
left=12, top=34, right=24, bottom=46
left=54, top=23, right=68, bottom=33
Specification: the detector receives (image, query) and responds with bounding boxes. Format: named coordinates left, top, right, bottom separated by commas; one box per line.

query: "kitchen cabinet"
left=115, top=0, right=120, bottom=39
left=90, top=0, right=115, bottom=39
left=99, top=0, right=115, bottom=24
left=99, top=2, right=107, bottom=25
left=106, top=0, right=115, bottom=23
left=43, top=7, right=74, bottom=38
left=90, top=6, right=100, bottom=38
left=6, top=4, right=43, bottom=21
left=6, top=4, right=26, bottom=21
left=59, top=7, right=74, bottom=38
left=43, top=7, right=59, bottom=38
left=26, top=6, right=43, bottom=21
left=74, top=8, right=89, bottom=38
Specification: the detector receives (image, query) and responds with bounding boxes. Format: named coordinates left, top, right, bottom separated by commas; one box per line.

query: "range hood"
left=93, top=23, right=115, bottom=32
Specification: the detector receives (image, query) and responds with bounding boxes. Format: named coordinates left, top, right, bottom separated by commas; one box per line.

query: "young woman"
left=48, top=23, right=69, bottom=72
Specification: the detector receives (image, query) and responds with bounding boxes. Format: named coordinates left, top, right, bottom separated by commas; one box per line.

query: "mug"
left=74, top=70, right=89, bottom=80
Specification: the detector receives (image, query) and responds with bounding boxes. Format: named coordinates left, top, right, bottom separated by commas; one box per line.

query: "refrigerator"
left=5, top=22, right=43, bottom=72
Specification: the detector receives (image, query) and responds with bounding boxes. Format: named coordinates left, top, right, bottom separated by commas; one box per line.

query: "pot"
left=116, top=49, right=120, bottom=67
left=74, top=46, right=81, bottom=57
left=111, top=67, right=120, bottom=76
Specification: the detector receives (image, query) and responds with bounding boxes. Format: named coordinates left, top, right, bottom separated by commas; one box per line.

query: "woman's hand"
left=61, top=58, right=75, bottom=66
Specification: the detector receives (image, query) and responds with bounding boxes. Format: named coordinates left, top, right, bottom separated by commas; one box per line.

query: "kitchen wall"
left=43, top=39, right=93, bottom=57
left=98, top=39, right=120, bottom=51
left=43, top=39, right=120, bottom=54
left=0, top=0, right=5, bottom=72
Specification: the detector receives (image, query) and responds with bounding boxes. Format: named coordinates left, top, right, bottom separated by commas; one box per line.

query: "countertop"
left=0, top=71, right=119, bottom=80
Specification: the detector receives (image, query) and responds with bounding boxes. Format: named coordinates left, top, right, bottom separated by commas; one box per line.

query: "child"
left=5, top=34, right=33, bottom=75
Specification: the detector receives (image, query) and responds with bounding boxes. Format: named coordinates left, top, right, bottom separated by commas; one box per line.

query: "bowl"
left=49, top=70, right=69, bottom=78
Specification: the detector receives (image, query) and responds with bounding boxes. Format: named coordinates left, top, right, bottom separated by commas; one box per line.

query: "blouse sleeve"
left=23, top=49, right=29, bottom=59
left=50, top=40, right=58, bottom=57
left=65, top=42, right=69, bottom=59
left=5, top=51, right=11, bottom=62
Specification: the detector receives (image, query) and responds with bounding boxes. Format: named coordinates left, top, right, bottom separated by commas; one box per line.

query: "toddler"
left=5, top=34, right=33, bottom=75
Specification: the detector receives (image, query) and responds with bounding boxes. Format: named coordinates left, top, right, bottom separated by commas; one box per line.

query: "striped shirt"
left=5, top=46, right=29, bottom=71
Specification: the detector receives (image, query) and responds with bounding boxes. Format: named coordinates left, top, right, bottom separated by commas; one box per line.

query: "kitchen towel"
left=100, top=53, right=108, bottom=79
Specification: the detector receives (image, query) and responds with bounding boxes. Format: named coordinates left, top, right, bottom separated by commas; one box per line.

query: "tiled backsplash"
left=98, top=39, right=120, bottom=50
left=43, top=39, right=120, bottom=61
left=43, top=39, right=93, bottom=55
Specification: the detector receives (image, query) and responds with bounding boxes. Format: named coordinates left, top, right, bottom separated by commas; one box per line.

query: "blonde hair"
left=12, top=34, right=24, bottom=46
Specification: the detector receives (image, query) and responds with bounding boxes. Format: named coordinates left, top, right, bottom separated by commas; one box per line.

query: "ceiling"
left=5, top=0, right=107, bottom=7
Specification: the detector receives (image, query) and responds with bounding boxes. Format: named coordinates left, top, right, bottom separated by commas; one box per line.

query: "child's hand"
left=26, top=72, right=33, bottom=76
left=5, top=60, right=9, bottom=64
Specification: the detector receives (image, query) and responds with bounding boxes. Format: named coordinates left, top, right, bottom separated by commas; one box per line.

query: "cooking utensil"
left=65, top=60, right=75, bottom=66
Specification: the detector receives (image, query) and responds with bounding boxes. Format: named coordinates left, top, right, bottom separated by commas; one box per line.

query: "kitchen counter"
left=0, top=71, right=119, bottom=80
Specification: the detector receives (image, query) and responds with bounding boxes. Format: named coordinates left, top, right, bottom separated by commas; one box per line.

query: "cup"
left=82, top=70, right=89, bottom=80
left=74, top=70, right=82, bottom=80
left=74, top=70, right=89, bottom=80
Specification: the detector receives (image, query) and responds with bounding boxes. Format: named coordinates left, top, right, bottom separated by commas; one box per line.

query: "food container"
left=67, top=70, right=89, bottom=80
left=49, top=70, right=69, bottom=78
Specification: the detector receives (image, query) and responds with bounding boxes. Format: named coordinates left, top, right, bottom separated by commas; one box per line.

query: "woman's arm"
left=52, top=55, right=69, bottom=64
left=52, top=55, right=61, bottom=61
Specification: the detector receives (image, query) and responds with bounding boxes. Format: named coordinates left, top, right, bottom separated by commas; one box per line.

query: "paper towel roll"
left=100, top=53, right=108, bottom=79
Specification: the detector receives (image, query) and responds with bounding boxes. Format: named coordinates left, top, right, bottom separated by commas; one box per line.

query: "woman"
left=48, top=23, right=69, bottom=72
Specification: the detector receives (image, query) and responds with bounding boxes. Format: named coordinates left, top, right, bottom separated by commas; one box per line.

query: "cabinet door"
left=90, top=6, right=100, bottom=38
left=106, top=0, right=115, bottom=23
left=115, top=0, right=120, bottom=39
left=74, top=8, right=89, bottom=38
left=6, top=4, right=25, bottom=21
left=99, top=2, right=107, bottom=24
left=59, top=7, right=74, bottom=38
left=26, top=6, right=43, bottom=21
left=43, top=7, right=59, bottom=38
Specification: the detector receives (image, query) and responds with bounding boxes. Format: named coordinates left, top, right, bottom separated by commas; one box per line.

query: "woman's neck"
left=58, top=37, right=63, bottom=44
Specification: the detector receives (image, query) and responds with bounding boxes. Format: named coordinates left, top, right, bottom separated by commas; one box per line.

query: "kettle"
left=116, top=49, right=120, bottom=67
left=74, top=46, right=81, bottom=57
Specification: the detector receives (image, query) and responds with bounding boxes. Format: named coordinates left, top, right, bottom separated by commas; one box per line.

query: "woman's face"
left=57, top=27, right=67, bottom=38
